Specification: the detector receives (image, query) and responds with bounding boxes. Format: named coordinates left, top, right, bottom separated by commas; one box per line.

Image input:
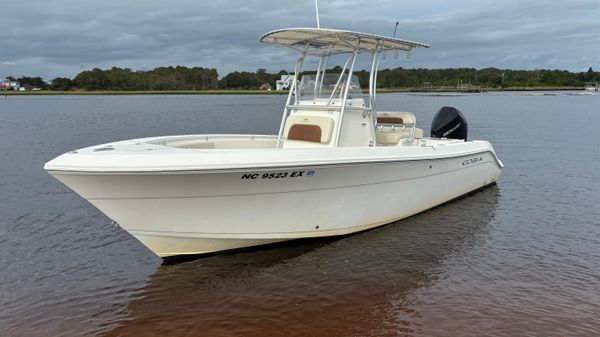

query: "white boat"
left=584, top=83, right=598, bottom=92
left=45, top=28, right=503, bottom=258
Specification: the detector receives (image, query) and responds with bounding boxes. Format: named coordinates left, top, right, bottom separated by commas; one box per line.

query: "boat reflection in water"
left=103, top=186, right=500, bottom=337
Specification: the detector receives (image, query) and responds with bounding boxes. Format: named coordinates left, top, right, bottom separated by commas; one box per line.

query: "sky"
left=1, top=0, right=599, bottom=79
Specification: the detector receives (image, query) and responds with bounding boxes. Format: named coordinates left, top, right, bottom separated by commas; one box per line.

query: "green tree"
left=72, top=66, right=218, bottom=90
left=255, top=68, right=270, bottom=86
left=51, top=77, right=73, bottom=91
left=18, top=76, right=48, bottom=89
left=219, top=71, right=260, bottom=89
left=586, top=67, right=595, bottom=82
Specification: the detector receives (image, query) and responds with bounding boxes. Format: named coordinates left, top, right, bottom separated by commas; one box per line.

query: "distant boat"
left=584, top=83, right=598, bottom=92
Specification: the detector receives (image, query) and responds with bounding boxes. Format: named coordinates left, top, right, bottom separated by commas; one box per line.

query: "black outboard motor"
left=430, top=106, right=468, bottom=140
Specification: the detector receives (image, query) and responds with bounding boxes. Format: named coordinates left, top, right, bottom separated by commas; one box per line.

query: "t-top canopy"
left=260, top=28, right=429, bottom=55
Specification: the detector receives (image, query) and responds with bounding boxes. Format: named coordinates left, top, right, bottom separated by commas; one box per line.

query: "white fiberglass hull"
left=46, top=136, right=502, bottom=257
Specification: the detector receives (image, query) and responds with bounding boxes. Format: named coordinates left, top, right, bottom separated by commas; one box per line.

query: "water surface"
left=0, top=93, right=599, bottom=336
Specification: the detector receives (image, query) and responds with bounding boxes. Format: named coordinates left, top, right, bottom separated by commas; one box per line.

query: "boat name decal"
left=462, top=156, right=483, bottom=166
left=241, top=170, right=315, bottom=180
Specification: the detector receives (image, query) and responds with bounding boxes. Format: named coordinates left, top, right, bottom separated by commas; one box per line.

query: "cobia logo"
left=462, top=156, right=483, bottom=166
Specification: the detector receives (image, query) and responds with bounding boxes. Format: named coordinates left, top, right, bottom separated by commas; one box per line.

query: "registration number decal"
left=241, top=170, right=315, bottom=180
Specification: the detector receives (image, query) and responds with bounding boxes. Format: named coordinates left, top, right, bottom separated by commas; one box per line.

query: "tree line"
left=3, top=66, right=599, bottom=91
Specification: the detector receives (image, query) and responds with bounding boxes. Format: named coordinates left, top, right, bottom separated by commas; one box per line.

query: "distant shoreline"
left=1, top=87, right=586, bottom=95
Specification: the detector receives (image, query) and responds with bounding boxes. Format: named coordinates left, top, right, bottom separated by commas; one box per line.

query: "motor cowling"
left=430, top=106, right=468, bottom=140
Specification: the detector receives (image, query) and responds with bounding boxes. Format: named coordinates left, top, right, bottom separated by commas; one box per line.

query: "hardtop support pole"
left=334, top=45, right=359, bottom=147
left=369, top=40, right=381, bottom=110
left=372, top=46, right=382, bottom=116
left=293, top=43, right=310, bottom=105
left=276, top=43, right=310, bottom=148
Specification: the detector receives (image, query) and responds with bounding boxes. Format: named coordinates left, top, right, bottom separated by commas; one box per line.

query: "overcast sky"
left=1, top=0, right=599, bottom=79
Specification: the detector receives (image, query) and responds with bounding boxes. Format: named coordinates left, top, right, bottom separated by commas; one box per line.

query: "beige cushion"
left=376, top=129, right=412, bottom=145
left=376, top=126, right=423, bottom=145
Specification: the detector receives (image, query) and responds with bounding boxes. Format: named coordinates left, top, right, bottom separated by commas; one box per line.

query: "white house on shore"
left=1, top=79, right=21, bottom=91
left=276, top=74, right=296, bottom=91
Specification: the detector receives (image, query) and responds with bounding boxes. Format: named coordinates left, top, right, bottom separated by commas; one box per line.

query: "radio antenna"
left=392, top=21, right=399, bottom=38
left=315, top=0, right=320, bottom=28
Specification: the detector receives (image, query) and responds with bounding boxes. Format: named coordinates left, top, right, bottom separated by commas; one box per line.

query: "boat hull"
left=48, top=151, right=502, bottom=257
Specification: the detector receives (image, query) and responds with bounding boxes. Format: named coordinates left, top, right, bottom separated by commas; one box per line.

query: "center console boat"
left=45, top=28, right=503, bottom=258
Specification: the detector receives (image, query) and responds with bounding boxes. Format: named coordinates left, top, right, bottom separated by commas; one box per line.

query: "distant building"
left=0, top=79, right=21, bottom=91
left=276, top=74, right=296, bottom=91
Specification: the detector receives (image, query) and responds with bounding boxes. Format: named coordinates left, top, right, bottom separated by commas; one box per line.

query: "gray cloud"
left=0, top=0, right=598, bottom=79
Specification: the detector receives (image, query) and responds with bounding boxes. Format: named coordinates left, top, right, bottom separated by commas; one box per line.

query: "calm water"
left=0, top=93, right=599, bottom=336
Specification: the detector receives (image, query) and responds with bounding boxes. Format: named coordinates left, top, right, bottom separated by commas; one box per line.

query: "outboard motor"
left=430, top=106, right=468, bottom=140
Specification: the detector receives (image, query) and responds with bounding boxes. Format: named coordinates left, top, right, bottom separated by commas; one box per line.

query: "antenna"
left=315, top=0, right=320, bottom=28
left=392, top=21, right=398, bottom=38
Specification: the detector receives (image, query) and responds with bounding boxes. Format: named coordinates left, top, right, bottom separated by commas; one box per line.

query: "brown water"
left=1, top=93, right=599, bottom=336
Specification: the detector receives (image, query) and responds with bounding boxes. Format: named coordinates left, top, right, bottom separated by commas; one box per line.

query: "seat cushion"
left=377, top=112, right=416, bottom=125
left=288, top=124, right=322, bottom=143
left=284, top=115, right=334, bottom=144
left=377, top=116, right=404, bottom=124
